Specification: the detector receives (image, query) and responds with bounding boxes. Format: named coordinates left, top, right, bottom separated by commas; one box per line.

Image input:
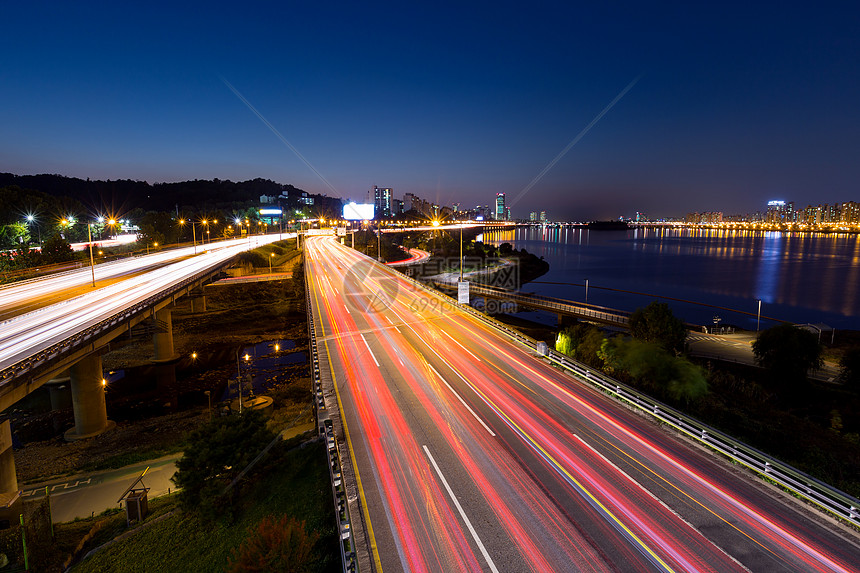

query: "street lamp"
left=459, top=223, right=464, bottom=281
left=269, top=252, right=275, bottom=273
left=25, top=214, right=41, bottom=244
left=756, top=299, right=762, bottom=332
left=87, top=222, right=96, bottom=287
left=179, top=219, right=197, bottom=254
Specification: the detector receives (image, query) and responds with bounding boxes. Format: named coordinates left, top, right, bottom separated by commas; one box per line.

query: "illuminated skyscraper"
left=373, top=186, right=392, bottom=219
left=495, top=193, right=506, bottom=220
left=765, top=200, right=794, bottom=224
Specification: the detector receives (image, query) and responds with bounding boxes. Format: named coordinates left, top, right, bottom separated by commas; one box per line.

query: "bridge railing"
left=403, top=271, right=860, bottom=527
left=305, top=259, right=356, bottom=573
left=0, top=259, right=231, bottom=386
left=433, top=281, right=630, bottom=326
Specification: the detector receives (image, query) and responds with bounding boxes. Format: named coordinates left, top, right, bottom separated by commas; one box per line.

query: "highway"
left=306, top=235, right=860, bottom=573
left=0, top=235, right=285, bottom=378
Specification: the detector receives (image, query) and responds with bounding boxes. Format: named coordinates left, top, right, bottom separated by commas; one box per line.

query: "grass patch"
left=71, top=441, right=339, bottom=573
left=36, top=495, right=179, bottom=572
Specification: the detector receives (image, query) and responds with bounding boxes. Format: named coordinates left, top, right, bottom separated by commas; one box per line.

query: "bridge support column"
left=558, top=314, right=576, bottom=327
left=0, top=420, right=17, bottom=494
left=152, top=307, right=179, bottom=362
left=190, top=288, right=207, bottom=313
left=65, top=353, right=115, bottom=441
left=46, top=372, right=73, bottom=432
left=47, top=373, right=73, bottom=411
left=152, top=306, right=180, bottom=411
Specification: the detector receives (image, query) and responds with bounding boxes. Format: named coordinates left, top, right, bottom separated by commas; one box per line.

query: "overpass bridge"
left=0, top=234, right=284, bottom=497
left=433, top=281, right=633, bottom=327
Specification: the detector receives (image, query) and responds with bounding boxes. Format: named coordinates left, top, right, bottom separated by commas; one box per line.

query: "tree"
left=227, top=515, right=319, bottom=573
left=172, top=409, right=276, bottom=520
left=556, top=323, right=605, bottom=367
left=752, top=323, right=822, bottom=392
left=838, top=346, right=860, bottom=389
left=600, top=337, right=708, bottom=403
left=137, top=210, right=180, bottom=247
left=40, top=233, right=75, bottom=264
left=629, top=301, right=687, bottom=354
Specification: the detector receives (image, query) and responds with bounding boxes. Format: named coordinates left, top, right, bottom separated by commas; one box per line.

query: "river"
left=480, top=226, right=860, bottom=331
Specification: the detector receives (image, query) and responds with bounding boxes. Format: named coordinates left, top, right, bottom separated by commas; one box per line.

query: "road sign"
left=458, top=281, right=469, bottom=304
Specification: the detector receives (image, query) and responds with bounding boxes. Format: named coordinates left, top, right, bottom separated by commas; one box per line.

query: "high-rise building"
left=373, top=186, right=392, bottom=219
left=765, top=200, right=794, bottom=224
left=540, top=211, right=547, bottom=223
left=529, top=211, right=537, bottom=221
left=495, top=193, right=506, bottom=220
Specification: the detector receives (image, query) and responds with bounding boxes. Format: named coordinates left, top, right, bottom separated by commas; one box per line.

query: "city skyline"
left=3, top=2, right=859, bottom=221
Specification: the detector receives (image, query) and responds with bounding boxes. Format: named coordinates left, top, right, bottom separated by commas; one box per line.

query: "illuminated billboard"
left=343, top=202, right=374, bottom=220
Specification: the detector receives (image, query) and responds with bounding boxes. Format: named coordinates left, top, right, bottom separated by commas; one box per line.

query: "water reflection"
left=484, top=226, right=860, bottom=329
left=754, top=232, right=783, bottom=304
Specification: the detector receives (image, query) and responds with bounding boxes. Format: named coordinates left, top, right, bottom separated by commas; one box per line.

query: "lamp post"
left=269, top=252, right=274, bottom=273
left=179, top=219, right=197, bottom=254
left=236, top=350, right=243, bottom=413
left=204, top=390, right=211, bottom=421
left=87, top=222, right=96, bottom=287
left=585, top=278, right=589, bottom=303
left=26, top=215, right=41, bottom=244
left=459, top=223, right=464, bottom=282
left=756, top=299, right=762, bottom=332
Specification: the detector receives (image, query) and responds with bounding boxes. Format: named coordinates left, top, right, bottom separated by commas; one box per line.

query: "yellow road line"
left=308, top=238, right=384, bottom=572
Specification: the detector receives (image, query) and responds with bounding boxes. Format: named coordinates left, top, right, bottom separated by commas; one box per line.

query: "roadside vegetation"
left=550, top=301, right=860, bottom=497
left=63, top=441, right=337, bottom=573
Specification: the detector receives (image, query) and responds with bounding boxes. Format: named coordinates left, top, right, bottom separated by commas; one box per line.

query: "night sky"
left=3, top=1, right=859, bottom=220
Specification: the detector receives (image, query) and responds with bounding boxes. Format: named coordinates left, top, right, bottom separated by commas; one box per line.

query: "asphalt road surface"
left=22, top=455, right=179, bottom=523
left=306, top=235, right=860, bottom=573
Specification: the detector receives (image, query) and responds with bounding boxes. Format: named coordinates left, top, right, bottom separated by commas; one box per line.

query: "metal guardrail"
left=0, top=260, right=230, bottom=385
left=305, top=257, right=356, bottom=573
left=541, top=349, right=860, bottom=526
left=407, top=272, right=860, bottom=527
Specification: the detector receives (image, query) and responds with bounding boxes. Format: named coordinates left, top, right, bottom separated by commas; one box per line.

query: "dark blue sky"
left=3, top=1, right=859, bottom=220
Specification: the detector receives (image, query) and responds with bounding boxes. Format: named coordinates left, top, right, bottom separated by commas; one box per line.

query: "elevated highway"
left=0, top=235, right=284, bottom=494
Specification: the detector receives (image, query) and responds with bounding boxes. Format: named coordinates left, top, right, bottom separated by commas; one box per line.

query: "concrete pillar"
left=65, top=353, right=115, bottom=441
left=0, top=421, right=17, bottom=493
left=47, top=375, right=73, bottom=411
left=558, top=313, right=576, bottom=327
left=152, top=307, right=178, bottom=362
left=46, top=373, right=73, bottom=432
left=190, top=295, right=207, bottom=313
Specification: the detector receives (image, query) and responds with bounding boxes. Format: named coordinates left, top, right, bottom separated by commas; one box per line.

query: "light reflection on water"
left=481, top=226, right=860, bottom=329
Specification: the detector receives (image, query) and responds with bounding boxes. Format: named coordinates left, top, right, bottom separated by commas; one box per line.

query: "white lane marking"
left=427, top=364, right=495, bottom=437
left=572, top=434, right=749, bottom=571
left=359, top=333, right=380, bottom=366
left=344, top=304, right=351, bottom=314
left=441, top=329, right=481, bottom=361
left=423, top=446, right=500, bottom=573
